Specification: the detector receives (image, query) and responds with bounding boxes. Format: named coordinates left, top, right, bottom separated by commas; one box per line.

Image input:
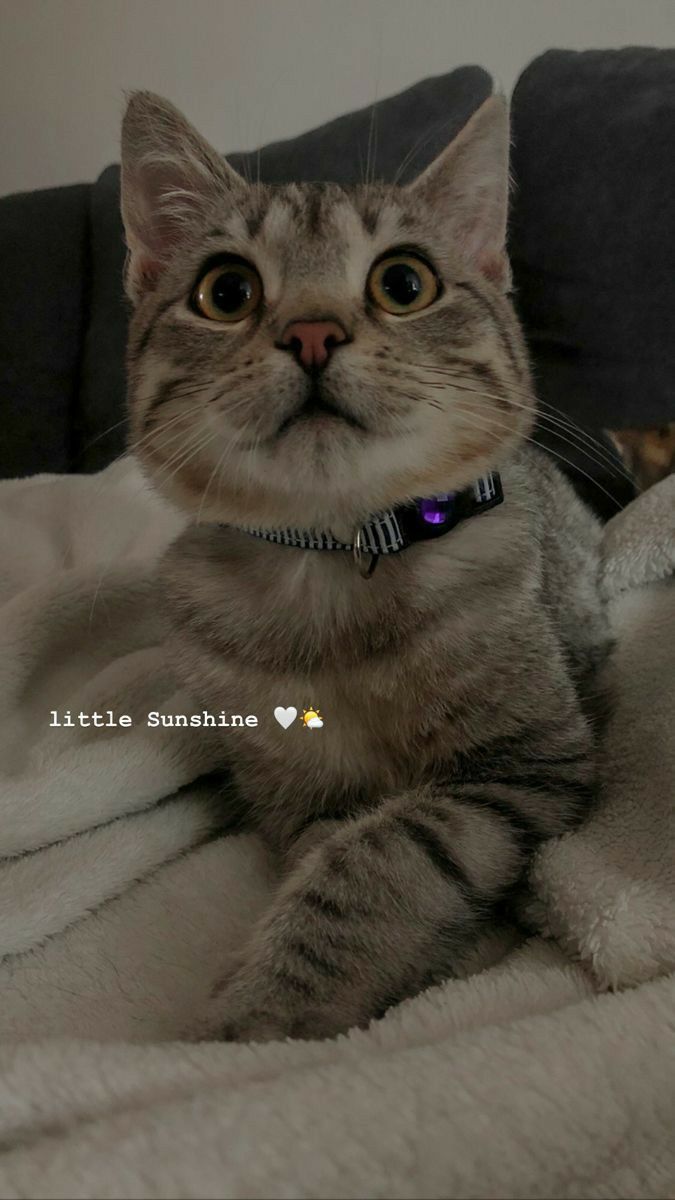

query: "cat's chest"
left=185, top=620, right=466, bottom=808
left=165, top=530, right=496, bottom=804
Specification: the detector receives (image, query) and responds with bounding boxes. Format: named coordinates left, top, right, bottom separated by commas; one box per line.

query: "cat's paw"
left=202, top=969, right=353, bottom=1044
left=206, top=978, right=303, bottom=1044
left=217, top=1011, right=290, bottom=1045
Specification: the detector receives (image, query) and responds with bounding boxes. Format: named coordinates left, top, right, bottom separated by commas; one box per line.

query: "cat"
left=120, top=90, right=609, bottom=1043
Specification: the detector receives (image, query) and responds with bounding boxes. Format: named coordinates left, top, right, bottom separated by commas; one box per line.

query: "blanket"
left=0, top=457, right=673, bottom=1199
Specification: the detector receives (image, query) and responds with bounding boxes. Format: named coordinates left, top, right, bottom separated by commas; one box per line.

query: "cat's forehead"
left=219, top=181, right=417, bottom=274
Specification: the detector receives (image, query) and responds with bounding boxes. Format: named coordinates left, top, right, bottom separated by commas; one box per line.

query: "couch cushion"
left=0, top=184, right=89, bottom=478
left=510, top=47, right=675, bottom=433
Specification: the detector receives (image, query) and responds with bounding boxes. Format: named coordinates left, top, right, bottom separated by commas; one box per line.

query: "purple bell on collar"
left=418, top=493, right=456, bottom=526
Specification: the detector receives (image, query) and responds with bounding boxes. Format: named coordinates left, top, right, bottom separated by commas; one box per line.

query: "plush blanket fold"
left=0, top=458, right=673, bottom=1199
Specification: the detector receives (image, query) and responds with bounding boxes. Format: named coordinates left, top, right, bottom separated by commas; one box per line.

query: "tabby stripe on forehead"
left=304, top=185, right=323, bottom=235
left=245, top=209, right=266, bottom=239
left=360, top=207, right=380, bottom=235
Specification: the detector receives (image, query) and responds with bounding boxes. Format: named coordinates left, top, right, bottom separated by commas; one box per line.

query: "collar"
left=229, top=471, right=503, bottom=577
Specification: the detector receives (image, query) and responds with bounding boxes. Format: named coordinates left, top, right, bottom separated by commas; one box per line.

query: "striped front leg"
left=207, top=759, right=592, bottom=1043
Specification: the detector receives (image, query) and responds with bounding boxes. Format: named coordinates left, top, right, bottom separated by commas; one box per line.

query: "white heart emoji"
left=274, top=706, right=297, bottom=729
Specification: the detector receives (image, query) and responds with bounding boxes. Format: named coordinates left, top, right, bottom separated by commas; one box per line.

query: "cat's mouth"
left=276, top=383, right=367, bottom=438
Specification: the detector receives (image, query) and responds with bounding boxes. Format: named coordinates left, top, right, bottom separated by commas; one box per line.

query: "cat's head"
left=121, top=91, right=534, bottom=531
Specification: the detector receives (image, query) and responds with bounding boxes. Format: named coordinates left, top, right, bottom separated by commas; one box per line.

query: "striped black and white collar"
left=228, top=471, right=503, bottom=578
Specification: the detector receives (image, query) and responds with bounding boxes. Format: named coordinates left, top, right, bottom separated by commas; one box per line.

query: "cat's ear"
left=407, top=95, right=511, bottom=289
left=120, top=91, right=246, bottom=301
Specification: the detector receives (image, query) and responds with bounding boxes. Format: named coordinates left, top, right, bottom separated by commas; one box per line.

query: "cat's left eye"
left=367, top=252, right=439, bottom=316
left=192, top=259, right=262, bottom=323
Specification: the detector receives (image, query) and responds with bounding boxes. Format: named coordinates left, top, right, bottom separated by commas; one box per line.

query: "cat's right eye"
left=367, top=251, right=440, bottom=316
left=192, top=259, right=262, bottom=323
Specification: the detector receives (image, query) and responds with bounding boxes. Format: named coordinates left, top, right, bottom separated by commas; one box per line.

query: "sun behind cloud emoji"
left=302, top=708, right=324, bottom=729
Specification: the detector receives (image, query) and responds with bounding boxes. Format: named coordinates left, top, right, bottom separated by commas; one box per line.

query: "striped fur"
left=120, top=92, right=610, bottom=1042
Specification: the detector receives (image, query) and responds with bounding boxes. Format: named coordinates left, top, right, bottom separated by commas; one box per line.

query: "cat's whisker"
left=240, top=422, right=267, bottom=498
left=209, top=390, right=263, bottom=418
left=195, top=418, right=262, bottom=524
left=78, top=377, right=208, bottom=460
left=196, top=441, right=233, bottom=525
left=94, top=384, right=212, bottom=474
left=390, top=111, right=460, bottom=187
left=118, top=381, right=255, bottom=487
left=127, top=412, right=206, bottom=468
left=153, top=441, right=219, bottom=505
left=413, top=362, right=631, bottom=478
left=447, top=400, right=623, bottom=510
left=442, top=386, right=632, bottom=483
left=151, top=427, right=218, bottom=490
left=80, top=413, right=130, bottom=452
left=442, top=394, right=628, bottom=495
left=411, top=370, right=634, bottom=486
left=86, top=412, right=196, bottom=500
left=142, top=423, right=204, bottom=469
left=396, top=376, right=624, bottom=484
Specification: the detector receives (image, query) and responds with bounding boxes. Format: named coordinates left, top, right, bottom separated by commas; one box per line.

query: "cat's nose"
left=279, top=320, right=348, bottom=371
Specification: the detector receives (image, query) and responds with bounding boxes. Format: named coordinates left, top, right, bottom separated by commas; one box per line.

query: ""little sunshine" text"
left=49, top=710, right=258, bottom=728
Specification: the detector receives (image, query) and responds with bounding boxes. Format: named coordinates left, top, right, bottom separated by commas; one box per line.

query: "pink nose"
left=280, top=320, right=348, bottom=370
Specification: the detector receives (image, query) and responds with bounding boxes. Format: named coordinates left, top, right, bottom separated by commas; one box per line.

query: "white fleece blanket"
left=0, top=458, right=673, bottom=1200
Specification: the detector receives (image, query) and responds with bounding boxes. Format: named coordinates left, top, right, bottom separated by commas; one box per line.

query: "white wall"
left=1, top=0, right=674, bottom=196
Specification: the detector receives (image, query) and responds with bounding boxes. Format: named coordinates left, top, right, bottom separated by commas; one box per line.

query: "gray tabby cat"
left=120, top=91, right=608, bottom=1042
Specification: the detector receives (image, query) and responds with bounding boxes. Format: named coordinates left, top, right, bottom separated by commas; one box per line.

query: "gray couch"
left=3, top=48, right=674, bottom=516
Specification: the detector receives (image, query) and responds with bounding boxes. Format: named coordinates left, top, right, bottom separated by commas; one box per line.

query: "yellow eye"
left=367, top=252, right=439, bottom=315
left=192, top=260, right=262, bottom=322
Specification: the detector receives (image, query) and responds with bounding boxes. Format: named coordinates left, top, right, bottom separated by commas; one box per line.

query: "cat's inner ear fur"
left=120, top=90, right=247, bottom=301
left=407, top=94, right=511, bottom=290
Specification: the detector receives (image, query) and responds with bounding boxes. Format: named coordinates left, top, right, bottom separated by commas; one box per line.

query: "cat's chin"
left=265, top=410, right=369, bottom=464
left=142, top=453, right=369, bottom=533
left=274, top=392, right=368, bottom=439
left=141, top=427, right=509, bottom=534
